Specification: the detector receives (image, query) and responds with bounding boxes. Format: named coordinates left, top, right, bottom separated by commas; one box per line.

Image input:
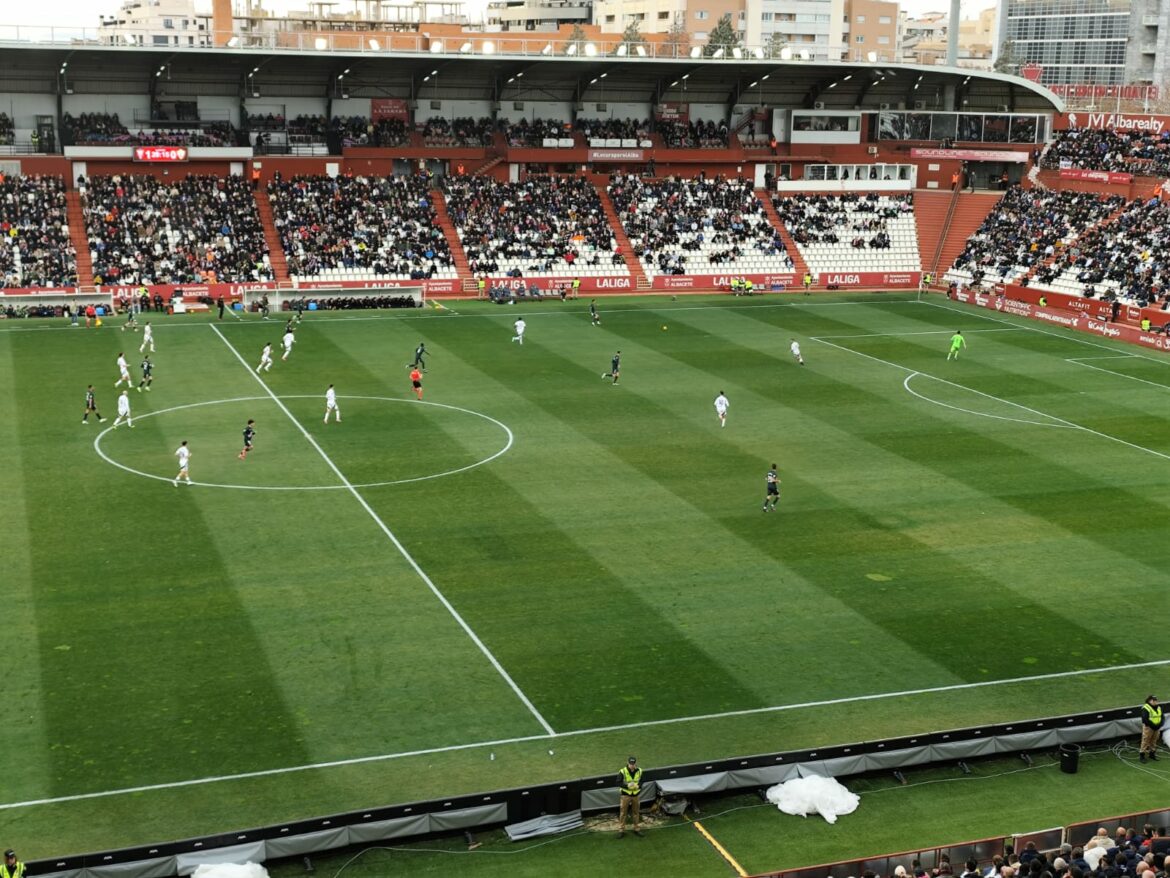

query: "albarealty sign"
left=133, top=146, right=189, bottom=162
left=1058, top=112, right=1170, bottom=133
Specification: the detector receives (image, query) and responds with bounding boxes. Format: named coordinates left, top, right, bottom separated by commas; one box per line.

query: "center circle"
left=93, top=395, right=514, bottom=491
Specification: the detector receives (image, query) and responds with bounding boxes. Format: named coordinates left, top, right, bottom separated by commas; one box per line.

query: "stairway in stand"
left=65, top=189, right=94, bottom=287
left=253, top=190, right=289, bottom=284
left=593, top=182, right=650, bottom=290
left=756, top=189, right=810, bottom=284
left=918, top=191, right=1003, bottom=279
left=430, top=189, right=473, bottom=291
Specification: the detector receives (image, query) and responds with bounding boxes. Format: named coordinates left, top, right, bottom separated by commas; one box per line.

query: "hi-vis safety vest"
left=1, top=861, right=27, bottom=878
left=1144, top=702, right=1163, bottom=727
left=620, top=765, right=642, bottom=796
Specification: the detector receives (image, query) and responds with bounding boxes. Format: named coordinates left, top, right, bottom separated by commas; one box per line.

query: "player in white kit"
left=281, top=329, right=296, bottom=360
left=511, top=318, right=526, bottom=344
left=115, top=352, right=131, bottom=388
left=257, top=342, right=273, bottom=372
left=790, top=338, right=804, bottom=365
left=113, top=390, right=133, bottom=428
left=139, top=322, right=155, bottom=353
left=324, top=384, right=341, bottom=423
left=714, top=391, right=729, bottom=427
left=173, top=440, right=192, bottom=486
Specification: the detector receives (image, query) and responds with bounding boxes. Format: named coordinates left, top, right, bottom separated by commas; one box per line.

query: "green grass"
left=2, top=293, right=1169, bottom=861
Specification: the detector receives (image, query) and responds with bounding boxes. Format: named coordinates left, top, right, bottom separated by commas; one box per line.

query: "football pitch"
left=2, top=293, right=1169, bottom=858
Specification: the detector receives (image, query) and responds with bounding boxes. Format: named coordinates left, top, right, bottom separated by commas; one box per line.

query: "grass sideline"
left=1, top=293, right=1168, bottom=858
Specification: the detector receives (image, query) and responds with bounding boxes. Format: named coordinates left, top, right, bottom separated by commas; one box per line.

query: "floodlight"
left=314, top=37, right=328, bottom=50
left=635, top=45, right=646, bottom=56
left=368, top=38, right=380, bottom=50
left=616, top=44, right=627, bottom=56
left=779, top=47, right=792, bottom=60
left=798, top=49, right=810, bottom=60
left=732, top=47, right=742, bottom=59
left=482, top=40, right=496, bottom=53
left=583, top=42, right=597, bottom=56
left=460, top=41, right=473, bottom=53
left=226, top=36, right=240, bottom=47
left=753, top=47, right=764, bottom=59
left=567, top=43, right=577, bottom=54
left=711, top=47, right=724, bottom=58
left=430, top=40, right=444, bottom=53
left=541, top=43, right=553, bottom=54
left=690, top=46, right=701, bottom=58
left=866, top=50, right=878, bottom=62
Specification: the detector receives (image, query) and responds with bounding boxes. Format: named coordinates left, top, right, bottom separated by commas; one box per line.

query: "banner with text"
left=910, top=148, right=1030, bottom=163
left=371, top=98, right=410, bottom=122
left=1055, top=112, right=1170, bottom=133
left=1058, top=167, right=1134, bottom=184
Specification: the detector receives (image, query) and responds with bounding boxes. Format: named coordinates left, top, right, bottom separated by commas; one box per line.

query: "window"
left=878, top=35, right=889, bottom=43
left=879, top=15, right=891, bottom=23
left=636, top=11, right=645, bottom=19
left=693, top=31, right=707, bottom=38
left=855, top=34, right=865, bottom=41
left=181, top=18, right=188, bottom=28
left=855, top=14, right=865, bottom=22
left=162, top=17, right=174, bottom=28
left=761, top=11, right=773, bottom=19
left=658, top=10, right=670, bottom=18
left=605, top=14, right=614, bottom=21
left=695, top=10, right=709, bottom=19
left=152, top=34, right=169, bottom=44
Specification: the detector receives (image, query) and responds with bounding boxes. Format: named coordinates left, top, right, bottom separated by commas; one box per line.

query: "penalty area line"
left=4, top=656, right=1169, bottom=812
left=208, top=324, right=555, bottom=739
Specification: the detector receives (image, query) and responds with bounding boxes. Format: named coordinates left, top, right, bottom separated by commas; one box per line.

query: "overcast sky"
left=7, top=0, right=995, bottom=33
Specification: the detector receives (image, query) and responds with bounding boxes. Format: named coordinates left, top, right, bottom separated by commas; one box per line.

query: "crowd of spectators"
left=607, top=174, right=789, bottom=277
left=1041, top=128, right=1170, bottom=178
left=267, top=172, right=453, bottom=280
left=285, top=115, right=409, bottom=147
left=82, top=174, right=273, bottom=286
left=423, top=116, right=494, bottom=147
left=248, top=113, right=286, bottom=131
left=0, top=113, right=13, bottom=146
left=63, top=113, right=236, bottom=146
left=659, top=119, right=729, bottom=149
left=1031, top=195, right=1170, bottom=306
left=503, top=118, right=570, bottom=147
left=0, top=175, right=77, bottom=289
left=946, top=186, right=1125, bottom=287
left=576, top=117, right=650, bottom=142
left=774, top=193, right=912, bottom=248
left=444, top=174, right=624, bottom=276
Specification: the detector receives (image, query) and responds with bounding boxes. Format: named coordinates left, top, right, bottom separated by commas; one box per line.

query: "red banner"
left=951, top=289, right=1170, bottom=352
left=133, top=146, right=189, bottom=163
left=1050, top=85, right=1161, bottom=101
left=1055, top=112, right=1170, bottom=133
left=1058, top=167, right=1134, bottom=184
left=654, top=103, right=689, bottom=122
left=481, top=275, right=634, bottom=292
left=371, top=98, right=409, bottom=122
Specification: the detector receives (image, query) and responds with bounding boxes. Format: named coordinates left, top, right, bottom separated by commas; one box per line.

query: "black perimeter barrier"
left=31, top=706, right=1143, bottom=876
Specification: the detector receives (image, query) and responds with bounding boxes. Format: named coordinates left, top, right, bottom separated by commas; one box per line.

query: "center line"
left=210, top=324, right=555, bottom=737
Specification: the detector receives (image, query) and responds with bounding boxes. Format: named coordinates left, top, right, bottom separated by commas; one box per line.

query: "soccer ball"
left=662, top=325, right=668, bottom=331
left=95, top=318, right=102, bottom=327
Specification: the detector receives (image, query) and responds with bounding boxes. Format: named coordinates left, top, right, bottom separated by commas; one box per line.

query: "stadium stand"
left=1041, top=128, right=1170, bottom=178
left=0, top=175, right=77, bottom=289
left=81, top=174, right=273, bottom=285
left=0, top=113, right=14, bottom=146
left=658, top=119, right=729, bottom=149
left=63, top=112, right=236, bottom=146
left=576, top=117, right=650, bottom=142
left=1028, top=196, right=1170, bottom=307
left=607, top=174, right=792, bottom=278
left=503, top=117, right=571, bottom=147
left=284, top=115, right=409, bottom=148
left=267, top=173, right=455, bottom=282
left=422, top=116, right=493, bottom=147
left=773, top=193, right=921, bottom=274
left=443, top=175, right=627, bottom=277
left=943, top=187, right=1126, bottom=288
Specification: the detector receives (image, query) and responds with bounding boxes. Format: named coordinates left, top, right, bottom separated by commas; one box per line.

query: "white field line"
left=902, top=372, right=1073, bottom=428
left=0, top=296, right=924, bottom=333
left=815, top=328, right=1025, bottom=339
left=812, top=334, right=1170, bottom=462
left=1065, top=359, right=1170, bottom=391
left=210, top=324, right=555, bottom=738
left=3, top=656, right=1169, bottom=812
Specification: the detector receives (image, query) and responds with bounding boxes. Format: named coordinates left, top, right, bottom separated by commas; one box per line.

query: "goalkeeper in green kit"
left=947, top=330, right=966, bottom=361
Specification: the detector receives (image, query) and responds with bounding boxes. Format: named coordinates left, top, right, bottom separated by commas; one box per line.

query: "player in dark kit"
left=82, top=385, right=106, bottom=423
left=763, top=465, right=781, bottom=512
left=238, top=419, right=256, bottom=460
left=409, top=342, right=428, bottom=371
left=603, top=350, right=620, bottom=384
left=589, top=299, right=601, bottom=326
left=137, top=356, right=153, bottom=392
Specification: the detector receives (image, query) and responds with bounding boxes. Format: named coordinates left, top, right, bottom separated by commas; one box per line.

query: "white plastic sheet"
left=765, top=774, right=860, bottom=824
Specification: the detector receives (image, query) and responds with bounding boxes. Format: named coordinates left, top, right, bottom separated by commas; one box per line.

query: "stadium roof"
left=0, top=43, right=1064, bottom=114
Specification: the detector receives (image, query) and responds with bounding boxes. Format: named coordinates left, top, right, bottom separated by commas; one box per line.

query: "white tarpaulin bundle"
left=191, top=864, right=270, bottom=878
left=765, top=774, right=860, bottom=824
